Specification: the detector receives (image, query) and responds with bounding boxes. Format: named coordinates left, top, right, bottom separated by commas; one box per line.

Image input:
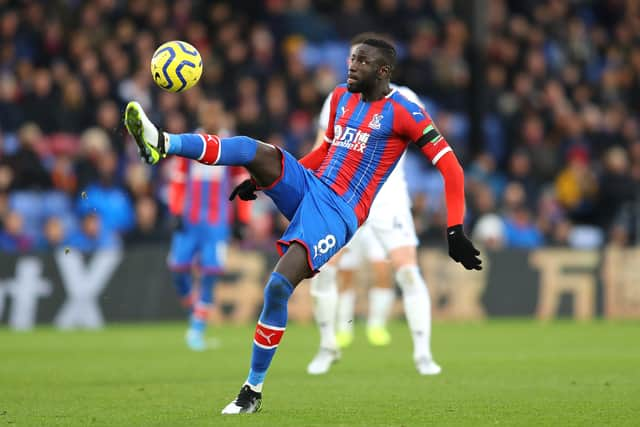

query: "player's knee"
left=310, top=265, right=337, bottom=297
left=264, top=272, right=294, bottom=302
left=395, top=265, right=423, bottom=295
left=250, top=142, right=282, bottom=187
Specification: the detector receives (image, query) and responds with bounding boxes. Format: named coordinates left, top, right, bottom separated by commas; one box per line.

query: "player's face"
left=347, top=44, right=360, bottom=68
left=347, top=44, right=385, bottom=93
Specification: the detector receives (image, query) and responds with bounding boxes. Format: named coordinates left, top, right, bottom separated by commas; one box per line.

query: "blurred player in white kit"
left=307, top=33, right=442, bottom=377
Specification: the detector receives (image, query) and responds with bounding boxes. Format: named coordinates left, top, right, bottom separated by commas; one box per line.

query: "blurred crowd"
left=1, top=0, right=639, bottom=254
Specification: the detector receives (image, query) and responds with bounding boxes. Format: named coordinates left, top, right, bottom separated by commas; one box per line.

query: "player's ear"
left=378, top=64, right=392, bottom=79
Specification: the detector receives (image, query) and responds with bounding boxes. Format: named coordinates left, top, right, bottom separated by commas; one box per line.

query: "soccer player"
left=305, top=34, right=441, bottom=376
left=124, top=38, right=481, bottom=414
left=167, top=100, right=250, bottom=351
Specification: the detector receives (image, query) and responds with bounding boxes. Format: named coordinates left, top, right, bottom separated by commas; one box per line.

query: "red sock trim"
left=198, top=133, right=221, bottom=165
left=253, top=322, right=285, bottom=349
left=192, top=303, right=210, bottom=320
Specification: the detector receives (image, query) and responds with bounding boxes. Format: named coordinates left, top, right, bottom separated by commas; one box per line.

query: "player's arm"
left=299, top=127, right=331, bottom=169
left=401, top=106, right=481, bottom=270
left=299, top=139, right=330, bottom=169
left=230, top=166, right=252, bottom=224
left=415, top=126, right=464, bottom=227
left=299, top=89, right=336, bottom=169
left=228, top=166, right=252, bottom=240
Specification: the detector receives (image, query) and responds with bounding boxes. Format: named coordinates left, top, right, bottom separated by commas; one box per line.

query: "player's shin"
left=172, top=271, right=193, bottom=311
left=165, top=134, right=258, bottom=165
left=367, top=288, right=394, bottom=329
left=189, top=274, right=217, bottom=334
left=337, top=289, right=356, bottom=334
left=396, top=265, right=432, bottom=360
left=310, top=265, right=338, bottom=350
left=367, top=287, right=394, bottom=346
left=246, top=272, right=293, bottom=392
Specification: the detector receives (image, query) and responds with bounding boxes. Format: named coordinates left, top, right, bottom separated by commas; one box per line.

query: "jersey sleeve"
left=299, top=141, right=330, bottom=170
left=396, top=102, right=452, bottom=166
left=168, top=157, right=189, bottom=216
left=395, top=100, right=464, bottom=227
left=301, top=87, right=341, bottom=170
left=396, top=85, right=425, bottom=109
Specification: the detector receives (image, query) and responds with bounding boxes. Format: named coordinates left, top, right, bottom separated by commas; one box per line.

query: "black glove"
left=446, top=224, right=482, bottom=270
left=169, top=215, right=184, bottom=232
left=229, top=179, right=257, bottom=201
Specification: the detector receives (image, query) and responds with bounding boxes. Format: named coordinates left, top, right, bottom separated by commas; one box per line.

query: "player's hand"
left=229, top=179, right=257, bottom=201
left=169, top=215, right=184, bottom=232
left=446, top=224, right=482, bottom=270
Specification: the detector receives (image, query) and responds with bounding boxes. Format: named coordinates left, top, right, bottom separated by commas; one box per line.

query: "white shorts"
left=338, top=203, right=419, bottom=270
left=339, top=222, right=386, bottom=270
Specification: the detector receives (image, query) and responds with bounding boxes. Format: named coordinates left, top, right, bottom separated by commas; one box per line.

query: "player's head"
left=347, top=32, right=394, bottom=66
left=347, top=38, right=396, bottom=93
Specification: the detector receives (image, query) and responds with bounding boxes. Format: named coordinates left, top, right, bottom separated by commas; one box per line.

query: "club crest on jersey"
left=368, top=114, right=383, bottom=130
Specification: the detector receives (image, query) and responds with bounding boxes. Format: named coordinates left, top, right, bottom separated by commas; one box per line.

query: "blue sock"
left=246, top=272, right=293, bottom=389
left=166, top=134, right=258, bottom=165
left=172, top=272, right=192, bottom=310
left=190, top=274, right=217, bottom=333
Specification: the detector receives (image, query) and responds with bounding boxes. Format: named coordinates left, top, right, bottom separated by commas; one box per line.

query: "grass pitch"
left=1, top=320, right=638, bottom=426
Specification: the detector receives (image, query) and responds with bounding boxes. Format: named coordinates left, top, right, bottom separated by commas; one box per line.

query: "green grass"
left=1, top=320, right=639, bottom=426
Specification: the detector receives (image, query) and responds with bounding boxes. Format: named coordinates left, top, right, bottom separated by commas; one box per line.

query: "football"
left=150, top=40, right=202, bottom=93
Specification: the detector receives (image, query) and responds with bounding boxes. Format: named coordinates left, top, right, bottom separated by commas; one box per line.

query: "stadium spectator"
left=39, top=216, right=67, bottom=251
left=554, top=145, right=598, bottom=224
left=55, top=77, right=91, bottom=134
left=1, top=0, right=640, bottom=253
left=6, top=123, right=51, bottom=191
left=76, top=149, right=135, bottom=235
left=502, top=204, right=544, bottom=249
left=124, top=195, right=168, bottom=246
left=66, top=212, right=121, bottom=252
left=597, top=146, right=636, bottom=230
left=0, top=211, right=34, bottom=253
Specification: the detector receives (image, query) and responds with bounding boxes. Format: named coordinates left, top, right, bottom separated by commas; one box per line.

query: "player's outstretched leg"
left=170, top=269, right=205, bottom=350
left=366, top=261, right=394, bottom=347
left=172, top=270, right=194, bottom=311
left=336, top=286, right=356, bottom=348
left=124, top=101, right=281, bottom=186
left=124, top=101, right=165, bottom=164
left=396, top=265, right=441, bottom=375
left=307, top=265, right=340, bottom=375
left=222, top=243, right=311, bottom=415
left=186, top=274, right=218, bottom=351
left=221, top=271, right=293, bottom=414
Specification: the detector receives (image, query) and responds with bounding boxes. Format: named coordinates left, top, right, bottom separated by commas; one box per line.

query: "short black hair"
left=361, top=38, right=397, bottom=69
left=350, top=32, right=390, bottom=46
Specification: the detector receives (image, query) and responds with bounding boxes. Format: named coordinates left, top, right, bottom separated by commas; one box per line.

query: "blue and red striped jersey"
left=168, top=155, right=251, bottom=225
left=315, top=84, right=451, bottom=224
